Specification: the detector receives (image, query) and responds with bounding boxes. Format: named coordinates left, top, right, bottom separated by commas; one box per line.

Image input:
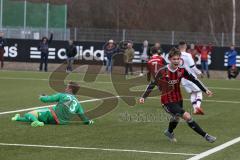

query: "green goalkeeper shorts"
left=36, top=108, right=56, bottom=124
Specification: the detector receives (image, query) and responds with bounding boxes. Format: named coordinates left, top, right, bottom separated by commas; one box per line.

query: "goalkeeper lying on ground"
left=11, top=81, right=94, bottom=127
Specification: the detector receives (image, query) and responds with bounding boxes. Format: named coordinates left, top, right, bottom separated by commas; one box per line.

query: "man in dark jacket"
left=38, top=33, right=53, bottom=72
left=0, top=32, right=6, bottom=69
left=103, top=39, right=118, bottom=73
left=66, top=40, right=77, bottom=72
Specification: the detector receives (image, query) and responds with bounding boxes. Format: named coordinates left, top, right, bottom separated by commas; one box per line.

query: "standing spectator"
left=196, top=43, right=213, bottom=78
left=103, top=39, right=118, bottom=73
left=38, top=33, right=53, bottom=72
left=124, top=42, right=135, bottom=75
left=66, top=40, right=77, bottom=73
left=225, top=45, right=238, bottom=79
left=139, top=40, right=150, bottom=76
left=0, top=32, right=6, bottom=69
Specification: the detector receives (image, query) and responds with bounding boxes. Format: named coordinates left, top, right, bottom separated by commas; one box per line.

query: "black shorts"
left=162, top=101, right=185, bottom=117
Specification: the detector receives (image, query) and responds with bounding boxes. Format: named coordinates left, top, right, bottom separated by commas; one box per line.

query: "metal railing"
left=1, top=27, right=239, bottom=46
left=1, top=27, right=70, bottom=40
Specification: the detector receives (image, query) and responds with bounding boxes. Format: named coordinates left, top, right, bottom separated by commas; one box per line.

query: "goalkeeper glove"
left=83, top=120, right=94, bottom=125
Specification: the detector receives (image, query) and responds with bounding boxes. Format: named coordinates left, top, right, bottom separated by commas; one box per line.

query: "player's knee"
left=182, top=112, right=191, bottom=121
left=171, top=116, right=180, bottom=122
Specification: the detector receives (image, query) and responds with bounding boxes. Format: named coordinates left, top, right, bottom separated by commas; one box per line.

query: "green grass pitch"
left=0, top=70, right=240, bottom=160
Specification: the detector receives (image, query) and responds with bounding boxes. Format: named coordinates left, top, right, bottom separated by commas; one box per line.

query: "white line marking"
left=191, top=99, right=240, bottom=104
left=0, top=95, right=239, bottom=116
left=209, top=87, right=240, bottom=91
left=187, top=136, right=240, bottom=160
left=0, top=77, right=240, bottom=91
left=0, top=142, right=197, bottom=156
left=149, top=97, right=240, bottom=104
left=0, top=96, right=120, bottom=115
left=183, top=99, right=240, bottom=104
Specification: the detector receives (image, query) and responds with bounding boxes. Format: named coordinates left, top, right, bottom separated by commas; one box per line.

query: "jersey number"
left=152, top=61, right=159, bottom=73
left=69, top=100, right=78, bottom=112
left=66, top=95, right=78, bottom=112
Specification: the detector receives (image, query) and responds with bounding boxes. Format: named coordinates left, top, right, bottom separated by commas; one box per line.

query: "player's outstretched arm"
left=139, top=81, right=156, bottom=104
left=39, top=93, right=61, bottom=103
left=77, top=106, right=94, bottom=125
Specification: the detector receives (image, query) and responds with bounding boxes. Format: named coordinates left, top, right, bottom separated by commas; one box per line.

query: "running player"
left=139, top=48, right=216, bottom=143
left=11, top=81, right=94, bottom=127
left=178, top=41, right=204, bottom=115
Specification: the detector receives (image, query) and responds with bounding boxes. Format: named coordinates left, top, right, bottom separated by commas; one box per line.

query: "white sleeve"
left=191, top=66, right=202, bottom=75
left=187, top=54, right=202, bottom=75
left=186, top=54, right=195, bottom=68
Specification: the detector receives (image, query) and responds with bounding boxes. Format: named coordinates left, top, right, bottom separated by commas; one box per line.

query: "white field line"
left=149, top=97, right=240, bottom=104
left=0, top=96, right=120, bottom=115
left=0, top=142, right=197, bottom=156
left=0, top=77, right=240, bottom=91
left=187, top=136, right=240, bottom=160
left=0, top=95, right=239, bottom=116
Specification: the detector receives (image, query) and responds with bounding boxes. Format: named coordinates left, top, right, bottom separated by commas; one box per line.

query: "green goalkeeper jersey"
left=39, top=93, right=90, bottom=124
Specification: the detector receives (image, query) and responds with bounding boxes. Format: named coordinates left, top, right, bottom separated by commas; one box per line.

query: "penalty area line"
left=0, top=142, right=197, bottom=156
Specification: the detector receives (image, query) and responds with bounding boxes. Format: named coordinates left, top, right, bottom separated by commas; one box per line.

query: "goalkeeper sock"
left=23, top=113, right=38, bottom=122
left=16, top=116, right=30, bottom=122
left=187, top=119, right=206, bottom=137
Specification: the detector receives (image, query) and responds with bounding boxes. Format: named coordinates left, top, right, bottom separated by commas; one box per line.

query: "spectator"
left=0, top=32, right=6, bottom=69
left=103, top=39, right=118, bottom=73
left=225, top=45, right=238, bottom=79
left=124, top=42, right=135, bottom=75
left=66, top=40, right=77, bottom=73
left=196, top=43, right=213, bottom=78
left=139, top=40, right=150, bottom=76
left=38, top=33, right=53, bottom=72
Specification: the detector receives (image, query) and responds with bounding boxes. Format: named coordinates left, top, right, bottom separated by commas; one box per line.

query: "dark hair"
left=68, top=81, right=80, bottom=95
left=42, top=37, right=48, bottom=41
left=168, top=48, right=181, bottom=58
left=151, top=47, right=161, bottom=55
left=178, top=41, right=187, bottom=46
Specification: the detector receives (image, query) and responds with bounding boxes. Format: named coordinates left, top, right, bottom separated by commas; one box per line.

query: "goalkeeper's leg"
left=12, top=111, right=44, bottom=127
left=12, top=112, right=38, bottom=122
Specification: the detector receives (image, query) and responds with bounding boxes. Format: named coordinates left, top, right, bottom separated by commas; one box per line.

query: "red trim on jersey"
left=49, top=107, right=60, bottom=125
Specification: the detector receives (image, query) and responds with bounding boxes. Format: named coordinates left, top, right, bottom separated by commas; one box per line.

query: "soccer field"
left=0, top=70, right=240, bottom=160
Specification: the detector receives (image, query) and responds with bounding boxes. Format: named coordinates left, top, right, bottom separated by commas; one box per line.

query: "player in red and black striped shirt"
left=139, top=48, right=216, bottom=143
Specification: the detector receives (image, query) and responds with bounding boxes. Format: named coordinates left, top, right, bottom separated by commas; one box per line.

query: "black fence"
left=3, top=39, right=238, bottom=70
